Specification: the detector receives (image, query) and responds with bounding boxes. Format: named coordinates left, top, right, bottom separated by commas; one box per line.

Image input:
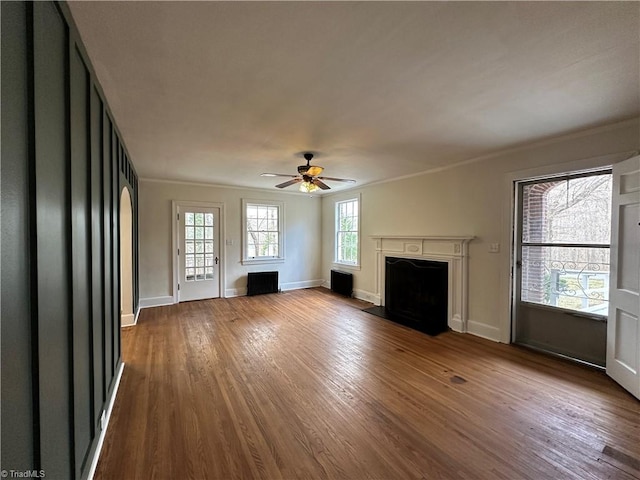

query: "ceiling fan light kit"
left=299, top=181, right=319, bottom=193
left=261, top=152, right=355, bottom=193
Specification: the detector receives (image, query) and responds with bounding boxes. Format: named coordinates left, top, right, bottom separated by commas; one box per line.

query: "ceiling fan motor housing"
left=298, top=153, right=315, bottom=175
left=299, top=154, right=328, bottom=189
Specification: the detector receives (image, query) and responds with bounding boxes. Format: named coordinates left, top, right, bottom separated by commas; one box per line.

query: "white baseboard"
left=226, top=280, right=324, bottom=298
left=87, top=362, right=125, bottom=480
left=281, top=279, right=324, bottom=291
left=449, top=315, right=464, bottom=333
left=139, top=296, right=174, bottom=308
left=121, top=313, right=136, bottom=327
left=353, top=289, right=380, bottom=305
left=225, top=288, right=246, bottom=298
left=467, top=320, right=501, bottom=342
left=319, top=283, right=380, bottom=305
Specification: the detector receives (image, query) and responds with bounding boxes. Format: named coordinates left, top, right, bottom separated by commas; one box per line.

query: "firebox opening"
left=364, top=256, right=448, bottom=336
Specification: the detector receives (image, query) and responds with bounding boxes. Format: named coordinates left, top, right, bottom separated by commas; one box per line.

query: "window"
left=242, top=199, right=284, bottom=264
left=335, top=197, right=360, bottom=267
left=519, top=171, right=612, bottom=316
left=184, top=211, right=215, bottom=281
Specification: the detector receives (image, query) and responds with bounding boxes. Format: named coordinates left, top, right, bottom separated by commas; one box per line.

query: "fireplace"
left=384, top=257, right=448, bottom=335
left=369, top=235, right=474, bottom=333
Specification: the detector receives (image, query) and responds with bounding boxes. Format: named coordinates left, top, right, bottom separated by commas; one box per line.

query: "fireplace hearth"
left=365, top=256, right=448, bottom=336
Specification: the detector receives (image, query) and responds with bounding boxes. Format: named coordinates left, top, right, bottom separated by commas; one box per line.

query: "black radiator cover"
left=247, top=271, right=279, bottom=296
left=331, top=270, right=353, bottom=297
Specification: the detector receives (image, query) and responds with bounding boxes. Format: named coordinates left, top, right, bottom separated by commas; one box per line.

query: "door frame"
left=511, top=170, right=611, bottom=367
left=171, top=200, right=226, bottom=303
left=499, top=150, right=637, bottom=344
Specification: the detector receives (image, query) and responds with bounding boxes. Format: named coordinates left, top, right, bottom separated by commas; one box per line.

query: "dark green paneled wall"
left=0, top=2, right=139, bottom=478
left=1, top=1, right=34, bottom=470
left=90, top=87, right=105, bottom=432
left=70, top=45, right=93, bottom=477
left=33, top=3, right=73, bottom=476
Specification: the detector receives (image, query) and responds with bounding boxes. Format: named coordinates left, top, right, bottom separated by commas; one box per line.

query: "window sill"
left=332, top=262, right=361, bottom=271
left=242, top=258, right=285, bottom=266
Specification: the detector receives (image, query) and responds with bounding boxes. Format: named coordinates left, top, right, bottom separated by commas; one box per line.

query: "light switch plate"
left=489, top=243, right=500, bottom=253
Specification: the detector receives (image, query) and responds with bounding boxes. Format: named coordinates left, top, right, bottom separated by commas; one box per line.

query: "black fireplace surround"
left=365, top=256, right=448, bottom=335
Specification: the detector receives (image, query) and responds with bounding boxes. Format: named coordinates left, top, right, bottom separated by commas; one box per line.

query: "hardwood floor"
left=95, top=288, right=639, bottom=479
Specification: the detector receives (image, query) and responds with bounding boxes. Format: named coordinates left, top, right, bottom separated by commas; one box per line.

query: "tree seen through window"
left=336, top=199, right=359, bottom=264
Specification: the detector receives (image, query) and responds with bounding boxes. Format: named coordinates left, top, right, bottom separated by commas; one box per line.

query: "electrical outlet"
left=100, top=410, right=106, bottom=430
left=489, top=243, right=500, bottom=253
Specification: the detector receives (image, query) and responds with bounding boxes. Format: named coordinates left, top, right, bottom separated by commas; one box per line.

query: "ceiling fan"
left=261, top=153, right=356, bottom=193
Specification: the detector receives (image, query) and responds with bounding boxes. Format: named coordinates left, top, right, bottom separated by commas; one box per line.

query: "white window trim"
left=334, top=194, right=361, bottom=270
left=242, top=199, right=285, bottom=265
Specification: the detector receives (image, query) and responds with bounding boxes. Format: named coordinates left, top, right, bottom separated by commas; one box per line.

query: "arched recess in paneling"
left=120, top=186, right=135, bottom=327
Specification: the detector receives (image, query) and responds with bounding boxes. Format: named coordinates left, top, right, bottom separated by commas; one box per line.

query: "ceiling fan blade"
left=312, top=179, right=331, bottom=190
left=261, top=173, right=299, bottom=178
left=306, top=165, right=324, bottom=177
left=275, top=178, right=302, bottom=188
left=317, top=176, right=356, bottom=183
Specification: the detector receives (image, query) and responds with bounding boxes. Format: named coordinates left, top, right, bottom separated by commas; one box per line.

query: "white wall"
left=139, top=181, right=322, bottom=306
left=320, top=119, right=640, bottom=342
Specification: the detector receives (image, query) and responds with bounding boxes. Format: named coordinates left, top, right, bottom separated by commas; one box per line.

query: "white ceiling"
left=68, top=1, right=639, bottom=194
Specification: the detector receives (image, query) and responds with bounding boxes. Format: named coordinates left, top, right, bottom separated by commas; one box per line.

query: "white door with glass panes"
left=178, top=206, right=220, bottom=301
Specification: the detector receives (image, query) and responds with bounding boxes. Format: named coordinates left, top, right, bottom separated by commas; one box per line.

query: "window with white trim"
left=242, top=199, right=284, bottom=264
left=335, top=197, right=359, bottom=266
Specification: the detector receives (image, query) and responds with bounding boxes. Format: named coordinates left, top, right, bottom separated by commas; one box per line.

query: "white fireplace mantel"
left=370, top=235, right=474, bottom=333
